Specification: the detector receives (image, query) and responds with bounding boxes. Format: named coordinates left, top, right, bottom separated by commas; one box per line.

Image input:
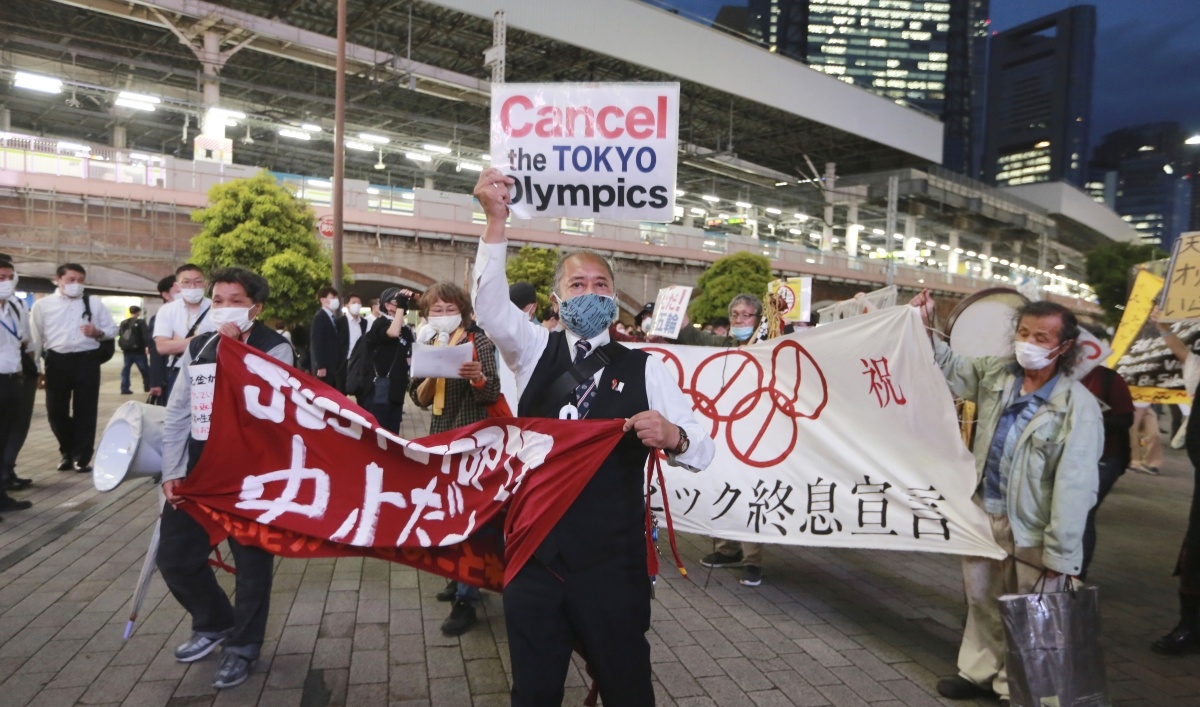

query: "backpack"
left=118, top=318, right=144, bottom=352
left=345, top=335, right=371, bottom=398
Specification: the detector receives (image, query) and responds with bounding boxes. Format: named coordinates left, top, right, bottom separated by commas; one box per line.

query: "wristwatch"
left=672, top=425, right=690, bottom=456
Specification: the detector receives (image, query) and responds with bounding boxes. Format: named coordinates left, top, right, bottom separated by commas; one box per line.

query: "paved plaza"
left=0, top=360, right=1197, bottom=706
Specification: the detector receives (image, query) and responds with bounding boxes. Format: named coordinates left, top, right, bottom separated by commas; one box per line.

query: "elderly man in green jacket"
left=911, top=292, right=1102, bottom=705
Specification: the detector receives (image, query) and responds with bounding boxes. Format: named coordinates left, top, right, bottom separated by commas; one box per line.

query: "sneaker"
left=441, top=600, right=477, bottom=636
left=1138, top=466, right=1161, bottom=476
left=739, top=565, right=763, bottom=587
left=700, top=550, right=743, bottom=568
left=212, top=651, right=253, bottom=689
left=936, top=675, right=996, bottom=700
left=174, top=631, right=230, bottom=663
left=436, top=579, right=457, bottom=602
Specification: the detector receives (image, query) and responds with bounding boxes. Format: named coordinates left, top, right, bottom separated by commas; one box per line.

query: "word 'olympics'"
left=653, top=475, right=952, bottom=541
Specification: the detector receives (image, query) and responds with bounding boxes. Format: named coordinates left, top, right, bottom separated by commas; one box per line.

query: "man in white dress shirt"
left=0, top=256, right=34, bottom=514
left=154, top=264, right=213, bottom=401
left=472, top=168, right=715, bottom=707
left=30, top=263, right=118, bottom=473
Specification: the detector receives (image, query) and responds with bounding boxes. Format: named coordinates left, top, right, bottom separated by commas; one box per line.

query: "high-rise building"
left=981, top=6, right=1095, bottom=188
left=709, top=0, right=989, bottom=174
left=1089, top=123, right=1197, bottom=251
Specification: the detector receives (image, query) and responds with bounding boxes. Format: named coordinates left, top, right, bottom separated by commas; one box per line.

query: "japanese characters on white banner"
left=648, top=286, right=693, bottom=339
left=188, top=363, right=216, bottom=441
left=498, top=306, right=1006, bottom=559
left=490, top=82, right=680, bottom=221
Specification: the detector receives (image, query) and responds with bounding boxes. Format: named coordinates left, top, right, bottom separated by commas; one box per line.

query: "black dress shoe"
left=1151, top=622, right=1200, bottom=655
left=57, top=458, right=74, bottom=471
left=74, top=463, right=93, bottom=474
left=3, top=477, right=32, bottom=491
left=936, top=676, right=995, bottom=700
left=436, top=579, right=458, bottom=602
left=0, top=497, right=32, bottom=512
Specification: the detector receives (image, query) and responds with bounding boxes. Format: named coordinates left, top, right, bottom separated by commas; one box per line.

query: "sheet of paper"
left=411, top=342, right=474, bottom=379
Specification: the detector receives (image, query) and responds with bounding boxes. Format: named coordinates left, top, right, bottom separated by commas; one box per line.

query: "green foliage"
left=1084, top=240, right=1166, bottom=326
left=689, top=251, right=773, bottom=323
left=190, top=171, right=350, bottom=327
left=505, top=245, right=558, bottom=313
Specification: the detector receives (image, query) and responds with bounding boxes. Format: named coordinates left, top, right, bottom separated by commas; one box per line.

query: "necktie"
left=573, top=340, right=597, bottom=418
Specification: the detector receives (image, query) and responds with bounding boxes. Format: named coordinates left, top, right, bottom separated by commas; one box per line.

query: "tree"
left=190, top=170, right=350, bottom=327
left=1084, top=240, right=1166, bottom=326
left=505, top=245, right=558, bottom=314
left=688, top=251, right=773, bottom=323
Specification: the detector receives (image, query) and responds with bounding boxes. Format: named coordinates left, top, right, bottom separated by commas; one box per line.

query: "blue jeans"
left=456, top=582, right=481, bottom=605
left=120, top=351, right=149, bottom=393
left=1081, top=456, right=1126, bottom=580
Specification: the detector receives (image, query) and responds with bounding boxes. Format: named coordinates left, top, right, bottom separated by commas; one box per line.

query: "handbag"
left=999, top=576, right=1109, bottom=707
left=81, top=295, right=115, bottom=364
left=372, top=343, right=401, bottom=406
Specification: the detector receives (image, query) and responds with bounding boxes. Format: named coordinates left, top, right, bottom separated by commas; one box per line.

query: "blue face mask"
left=557, top=293, right=617, bottom=340
left=731, top=325, right=755, bottom=342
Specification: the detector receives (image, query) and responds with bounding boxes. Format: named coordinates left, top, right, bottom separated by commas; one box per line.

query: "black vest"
left=519, top=331, right=651, bottom=570
left=185, top=323, right=291, bottom=473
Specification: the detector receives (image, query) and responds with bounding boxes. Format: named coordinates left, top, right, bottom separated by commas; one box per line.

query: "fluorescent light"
left=118, top=91, right=160, bottom=104
left=56, top=141, right=90, bottom=152
left=689, top=208, right=706, bottom=215
left=458, top=162, right=484, bottom=172
left=358, top=133, right=390, bottom=144
left=279, top=129, right=312, bottom=140
left=774, top=181, right=788, bottom=186
left=955, top=248, right=964, bottom=254
left=14, top=72, right=61, bottom=94
left=481, top=154, right=491, bottom=161
left=129, top=152, right=152, bottom=161
left=115, top=97, right=156, bottom=112
left=735, top=201, right=752, bottom=209
left=301, top=123, right=322, bottom=132
left=674, top=189, right=686, bottom=197
left=765, top=207, right=782, bottom=215
left=367, top=187, right=380, bottom=195
left=344, top=141, right=373, bottom=151
left=210, top=108, right=246, bottom=119
left=1054, top=263, right=1066, bottom=270
left=1034, top=140, right=1050, bottom=149
left=701, top=195, right=720, bottom=203
left=401, top=192, right=415, bottom=200
left=925, top=240, right=936, bottom=247
left=306, top=179, right=331, bottom=187
left=872, top=228, right=884, bottom=235
left=405, top=152, right=432, bottom=162
left=789, top=228, right=802, bottom=235
left=423, top=143, right=452, bottom=154
left=805, top=258, right=816, bottom=264
left=940, top=244, right=951, bottom=251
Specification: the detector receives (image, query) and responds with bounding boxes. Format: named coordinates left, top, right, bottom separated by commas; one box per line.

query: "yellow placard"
left=1161, top=233, right=1200, bottom=322
left=1106, top=269, right=1164, bottom=368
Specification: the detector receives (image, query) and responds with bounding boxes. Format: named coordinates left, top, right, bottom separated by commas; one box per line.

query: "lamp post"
left=332, top=0, right=347, bottom=293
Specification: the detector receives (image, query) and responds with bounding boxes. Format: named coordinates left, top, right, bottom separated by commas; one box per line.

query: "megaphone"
left=94, top=402, right=167, bottom=492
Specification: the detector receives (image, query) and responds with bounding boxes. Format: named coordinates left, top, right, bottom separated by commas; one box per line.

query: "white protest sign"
left=189, top=363, right=217, bottom=441
left=490, top=82, right=679, bottom=221
left=495, top=306, right=1005, bottom=559
left=648, top=286, right=693, bottom=339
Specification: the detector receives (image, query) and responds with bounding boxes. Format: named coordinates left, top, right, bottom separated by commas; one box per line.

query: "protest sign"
left=1160, top=232, right=1200, bottom=322
left=647, top=286, right=693, bottom=339
left=1107, top=269, right=1200, bottom=403
left=490, top=82, right=679, bottom=221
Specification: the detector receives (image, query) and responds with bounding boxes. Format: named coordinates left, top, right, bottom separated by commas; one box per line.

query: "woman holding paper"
left=408, top=282, right=501, bottom=637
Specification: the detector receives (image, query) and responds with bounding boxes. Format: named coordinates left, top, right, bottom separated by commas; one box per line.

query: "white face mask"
left=1014, top=340, right=1060, bottom=371
left=210, top=306, right=255, bottom=333
left=348, top=303, right=362, bottom=317
left=326, top=297, right=341, bottom=312
left=428, top=314, right=462, bottom=334
left=61, top=282, right=84, bottom=298
left=0, top=277, right=15, bottom=300
left=180, top=288, right=205, bottom=305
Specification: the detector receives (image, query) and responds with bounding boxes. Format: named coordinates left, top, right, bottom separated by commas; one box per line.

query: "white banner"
left=490, top=82, right=679, bottom=221
left=639, top=306, right=1004, bottom=559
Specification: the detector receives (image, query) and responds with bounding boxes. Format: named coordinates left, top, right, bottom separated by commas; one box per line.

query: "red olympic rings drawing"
left=643, top=340, right=828, bottom=468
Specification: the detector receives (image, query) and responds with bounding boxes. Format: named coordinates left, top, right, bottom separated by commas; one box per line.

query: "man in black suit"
left=335, top=291, right=368, bottom=393
left=309, top=286, right=341, bottom=390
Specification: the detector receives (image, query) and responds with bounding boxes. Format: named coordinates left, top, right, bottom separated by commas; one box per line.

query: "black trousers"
left=504, top=552, right=654, bottom=707
left=2, top=373, right=36, bottom=473
left=43, top=351, right=101, bottom=464
left=0, top=375, right=21, bottom=476
left=156, top=502, right=275, bottom=658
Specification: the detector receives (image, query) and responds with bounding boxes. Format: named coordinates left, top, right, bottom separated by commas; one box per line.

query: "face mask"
left=327, top=298, right=341, bottom=312
left=558, top=293, right=617, bottom=340
left=731, top=325, right=755, bottom=342
left=61, top=282, right=84, bottom=298
left=640, top=316, right=652, bottom=330
left=210, top=306, right=255, bottom=333
left=1014, top=340, right=1059, bottom=371
left=427, top=314, right=462, bottom=334
left=0, top=279, right=14, bottom=300
left=180, top=288, right=205, bottom=305
left=348, top=303, right=362, bottom=317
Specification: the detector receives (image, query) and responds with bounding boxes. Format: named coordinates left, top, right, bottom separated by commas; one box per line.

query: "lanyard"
left=0, top=306, right=18, bottom=341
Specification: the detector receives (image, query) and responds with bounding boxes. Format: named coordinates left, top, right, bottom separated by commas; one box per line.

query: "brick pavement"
left=0, top=360, right=1197, bottom=706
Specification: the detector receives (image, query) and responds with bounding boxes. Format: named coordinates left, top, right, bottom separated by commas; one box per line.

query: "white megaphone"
left=93, top=402, right=168, bottom=492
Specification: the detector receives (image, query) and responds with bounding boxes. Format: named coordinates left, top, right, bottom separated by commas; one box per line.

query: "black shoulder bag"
left=81, top=295, right=116, bottom=364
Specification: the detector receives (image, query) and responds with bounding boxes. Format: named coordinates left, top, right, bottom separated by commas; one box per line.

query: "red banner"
left=179, top=337, right=626, bottom=590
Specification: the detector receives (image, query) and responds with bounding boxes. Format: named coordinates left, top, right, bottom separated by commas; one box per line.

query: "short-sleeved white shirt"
left=153, top=298, right=215, bottom=367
